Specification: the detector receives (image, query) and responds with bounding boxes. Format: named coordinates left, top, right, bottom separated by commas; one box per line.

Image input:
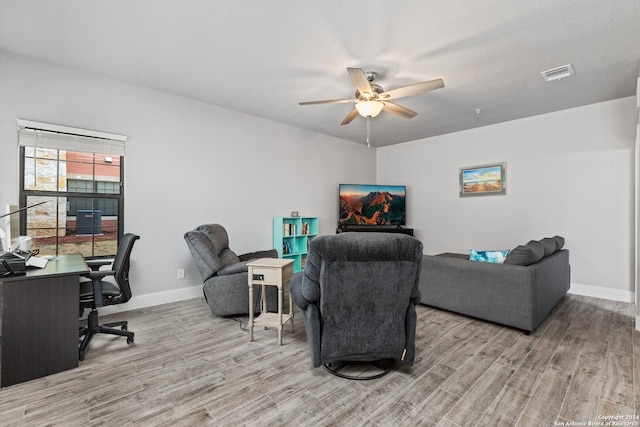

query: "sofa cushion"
left=553, top=235, right=565, bottom=251
left=504, top=240, right=545, bottom=265
left=539, top=237, right=557, bottom=256
left=469, top=249, right=510, bottom=263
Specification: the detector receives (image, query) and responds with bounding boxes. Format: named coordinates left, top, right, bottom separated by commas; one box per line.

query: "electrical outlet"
left=177, top=268, right=185, bottom=279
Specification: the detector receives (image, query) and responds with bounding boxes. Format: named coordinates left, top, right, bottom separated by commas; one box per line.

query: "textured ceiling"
left=1, top=1, right=639, bottom=147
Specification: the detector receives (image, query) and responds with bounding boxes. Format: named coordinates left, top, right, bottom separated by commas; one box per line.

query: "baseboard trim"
left=95, top=285, right=204, bottom=316
left=568, top=282, right=635, bottom=303
left=93, top=282, right=635, bottom=318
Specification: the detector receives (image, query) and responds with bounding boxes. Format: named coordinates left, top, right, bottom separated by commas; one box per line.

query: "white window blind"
left=17, top=119, right=127, bottom=156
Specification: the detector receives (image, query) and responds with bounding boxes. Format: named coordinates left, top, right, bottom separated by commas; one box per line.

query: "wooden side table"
left=247, top=258, right=294, bottom=345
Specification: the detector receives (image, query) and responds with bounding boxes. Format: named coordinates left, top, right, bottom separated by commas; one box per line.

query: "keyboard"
left=25, top=256, right=48, bottom=269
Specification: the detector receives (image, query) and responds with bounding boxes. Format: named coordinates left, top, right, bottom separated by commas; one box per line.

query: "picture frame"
left=459, top=162, right=507, bottom=197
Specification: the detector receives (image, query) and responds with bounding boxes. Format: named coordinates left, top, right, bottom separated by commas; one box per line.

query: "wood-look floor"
left=0, top=293, right=637, bottom=426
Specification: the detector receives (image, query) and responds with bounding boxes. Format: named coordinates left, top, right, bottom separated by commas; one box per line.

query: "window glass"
left=21, top=148, right=122, bottom=258
left=23, top=148, right=62, bottom=191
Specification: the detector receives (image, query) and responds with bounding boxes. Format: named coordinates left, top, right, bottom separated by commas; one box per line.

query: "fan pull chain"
left=366, top=116, right=371, bottom=148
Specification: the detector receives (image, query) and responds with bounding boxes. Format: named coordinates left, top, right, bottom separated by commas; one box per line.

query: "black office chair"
left=79, top=233, right=140, bottom=361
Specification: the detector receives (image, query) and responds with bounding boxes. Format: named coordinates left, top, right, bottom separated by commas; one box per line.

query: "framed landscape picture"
left=459, top=162, right=507, bottom=197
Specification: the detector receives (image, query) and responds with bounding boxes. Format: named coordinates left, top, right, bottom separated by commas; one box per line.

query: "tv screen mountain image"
left=339, top=184, right=406, bottom=226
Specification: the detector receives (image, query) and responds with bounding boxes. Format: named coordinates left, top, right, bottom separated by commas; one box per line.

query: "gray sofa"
left=419, top=236, right=570, bottom=333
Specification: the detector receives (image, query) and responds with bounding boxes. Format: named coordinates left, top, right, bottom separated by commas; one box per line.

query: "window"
left=17, top=120, right=126, bottom=258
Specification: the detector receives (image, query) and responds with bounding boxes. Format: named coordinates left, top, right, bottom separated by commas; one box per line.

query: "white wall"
left=0, top=51, right=376, bottom=309
left=378, top=97, right=637, bottom=302
left=2, top=50, right=635, bottom=306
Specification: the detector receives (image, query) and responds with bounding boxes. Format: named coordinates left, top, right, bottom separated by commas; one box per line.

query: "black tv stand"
left=336, top=225, right=414, bottom=236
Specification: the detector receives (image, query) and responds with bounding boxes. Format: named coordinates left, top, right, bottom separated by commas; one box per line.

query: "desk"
left=0, top=253, right=88, bottom=387
left=247, top=258, right=294, bottom=345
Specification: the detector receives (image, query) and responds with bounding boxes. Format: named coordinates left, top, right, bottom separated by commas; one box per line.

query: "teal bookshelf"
left=273, top=216, right=318, bottom=272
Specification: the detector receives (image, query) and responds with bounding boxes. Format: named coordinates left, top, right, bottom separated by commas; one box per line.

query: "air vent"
left=541, top=64, right=575, bottom=82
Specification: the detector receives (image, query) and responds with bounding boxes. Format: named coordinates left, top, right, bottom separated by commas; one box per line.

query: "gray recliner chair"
left=184, top=224, right=278, bottom=316
left=290, top=232, right=423, bottom=379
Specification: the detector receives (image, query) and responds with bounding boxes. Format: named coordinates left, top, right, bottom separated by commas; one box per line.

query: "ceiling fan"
left=299, top=67, right=444, bottom=125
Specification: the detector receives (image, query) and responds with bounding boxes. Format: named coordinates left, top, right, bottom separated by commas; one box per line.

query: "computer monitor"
left=2, top=205, right=21, bottom=252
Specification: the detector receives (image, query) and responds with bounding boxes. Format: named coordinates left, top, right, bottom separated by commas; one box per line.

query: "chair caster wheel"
left=127, top=337, right=134, bottom=344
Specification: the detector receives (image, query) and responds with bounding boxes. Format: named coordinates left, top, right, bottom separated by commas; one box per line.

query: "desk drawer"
left=250, top=264, right=293, bottom=285
left=250, top=267, right=282, bottom=284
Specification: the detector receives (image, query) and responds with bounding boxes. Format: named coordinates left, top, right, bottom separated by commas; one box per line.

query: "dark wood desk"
left=0, top=253, right=88, bottom=387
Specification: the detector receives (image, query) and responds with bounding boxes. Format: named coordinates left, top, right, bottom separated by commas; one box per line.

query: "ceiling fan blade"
left=379, top=78, right=444, bottom=100
left=347, top=68, right=373, bottom=97
left=299, top=98, right=355, bottom=105
left=340, top=108, right=359, bottom=125
left=382, top=101, right=418, bottom=119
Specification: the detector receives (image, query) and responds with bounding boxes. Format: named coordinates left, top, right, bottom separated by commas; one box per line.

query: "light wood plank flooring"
left=0, top=294, right=638, bottom=426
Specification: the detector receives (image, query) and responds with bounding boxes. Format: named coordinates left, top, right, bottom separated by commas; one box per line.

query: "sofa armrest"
left=216, top=260, right=250, bottom=276
left=238, top=249, right=277, bottom=262
left=214, top=249, right=277, bottom=276
left=290, top=270, right=321, bottom=307
left=290, top=271, right=322, bottom=366
left=290, top=272, right=308, bottom=308
left=528, top=249, right=570, bottom=324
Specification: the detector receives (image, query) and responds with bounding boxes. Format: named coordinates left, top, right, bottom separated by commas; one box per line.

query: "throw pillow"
left=526, top=240, right=545, bottom=257
left=539, top=237, right=557, bottom=256
left=504, top=240, right=545, bottom=265
left=469, top=249, right=510, bottom=264
left=553, top=235, right=565, bottom=251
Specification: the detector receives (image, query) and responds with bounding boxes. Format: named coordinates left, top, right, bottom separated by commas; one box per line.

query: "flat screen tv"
left=339, top=184, right=406, bottom=226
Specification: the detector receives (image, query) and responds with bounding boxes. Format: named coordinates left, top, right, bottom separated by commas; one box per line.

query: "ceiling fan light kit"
left=355, top=100, right=384, bottom=118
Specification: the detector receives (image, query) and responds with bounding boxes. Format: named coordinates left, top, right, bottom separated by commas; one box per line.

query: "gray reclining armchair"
left=291, top=232, right=423, bottom=379
left=184, top=224, right=278, bottom=316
